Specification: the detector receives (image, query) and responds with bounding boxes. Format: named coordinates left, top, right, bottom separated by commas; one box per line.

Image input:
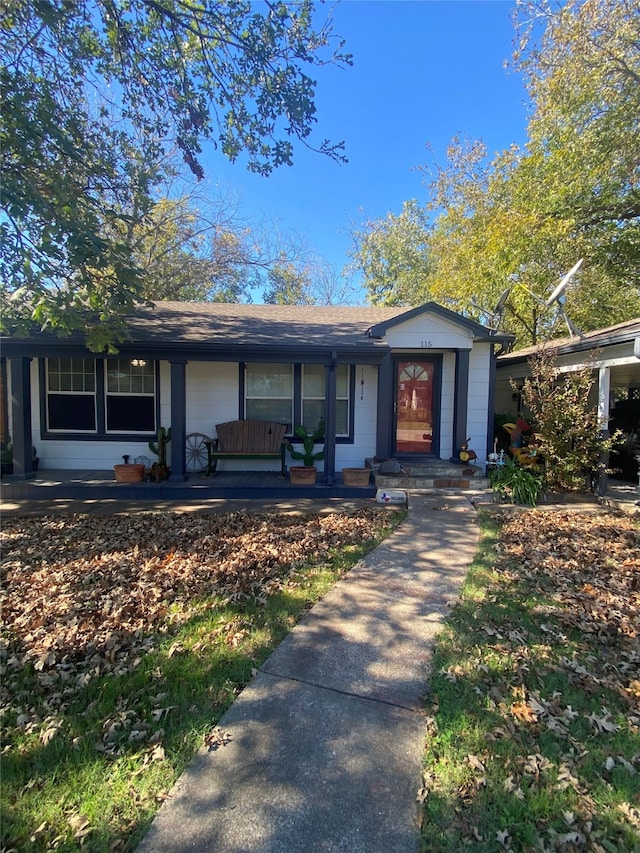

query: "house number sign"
left=420, top=340, right=433, bottom=348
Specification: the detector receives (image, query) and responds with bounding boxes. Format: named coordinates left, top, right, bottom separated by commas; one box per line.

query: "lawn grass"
left=420, top=508, right=640, bottom=853
left=1, top=507, right=404, bottom=852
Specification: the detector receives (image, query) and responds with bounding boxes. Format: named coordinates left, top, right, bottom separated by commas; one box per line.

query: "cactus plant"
left=148, top=426, right=171, bottom=480
left=286, top=422, right=325, bottom=467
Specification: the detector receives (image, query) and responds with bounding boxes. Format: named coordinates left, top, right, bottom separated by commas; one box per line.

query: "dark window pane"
left=106, top=396, right=155, bottom=432
left=48, top=395, right=96, bottom=431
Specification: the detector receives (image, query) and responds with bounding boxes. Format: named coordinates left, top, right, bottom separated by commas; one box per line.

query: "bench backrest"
left=215, top=420, right=287, bottom=453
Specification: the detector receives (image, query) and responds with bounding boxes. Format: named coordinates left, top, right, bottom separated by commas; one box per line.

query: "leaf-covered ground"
left=1, top=507, right=399, bottom=851
left=421, top=508, right=640, bottom=853
left=2, top=509, right=387, bottom=691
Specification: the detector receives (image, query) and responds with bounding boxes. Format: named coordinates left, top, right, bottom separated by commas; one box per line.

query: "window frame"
left=241, top=362, right=356, bottom=443
left=40, top=358, right=159, bottom=441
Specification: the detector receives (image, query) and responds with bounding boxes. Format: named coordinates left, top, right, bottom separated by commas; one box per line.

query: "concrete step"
left=375, top=473, right=490, bottom=491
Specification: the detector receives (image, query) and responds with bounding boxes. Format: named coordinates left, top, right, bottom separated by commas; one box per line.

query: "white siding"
left=335, top=364, right=378, bottom=469
left=440, top=353, right=456, bottom=459
left=383, top=314, right=473, bottom=351
left=466, top=344, right=492, bottom=463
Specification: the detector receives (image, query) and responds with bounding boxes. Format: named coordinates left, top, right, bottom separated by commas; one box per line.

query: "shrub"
left=516, top=349, right=620, bottom=492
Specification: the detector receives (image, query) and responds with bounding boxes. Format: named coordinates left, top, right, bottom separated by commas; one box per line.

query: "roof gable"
left=367, top=302, right=512, bottom=343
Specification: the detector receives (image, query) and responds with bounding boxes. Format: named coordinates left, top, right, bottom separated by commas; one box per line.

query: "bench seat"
left=205, top=420, right=288, bottom=476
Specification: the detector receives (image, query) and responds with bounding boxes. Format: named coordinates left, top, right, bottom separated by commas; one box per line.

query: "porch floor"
left=0, top=468, right=378, bottom=503
left=1, top=468, right=637, bottom=514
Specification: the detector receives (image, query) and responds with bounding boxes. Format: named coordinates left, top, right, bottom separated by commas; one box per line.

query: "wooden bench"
left=204, top=420, right=288, bottom=477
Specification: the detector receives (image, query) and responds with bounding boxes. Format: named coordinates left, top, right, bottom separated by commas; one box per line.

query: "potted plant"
left=114, top=453, right=145, bottom=483
left=148, top=426, right=171, bottom=481
left=342, top=466, right=371, bottom=487
left=0, top=440, right=40, bottom=475
left=287, top=422, right=324, bottom=485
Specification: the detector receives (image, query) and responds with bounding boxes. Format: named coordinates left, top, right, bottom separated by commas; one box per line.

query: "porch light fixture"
left=361, top=369, right=365, bottom=400
left=131, top=359, right=147, bottom=367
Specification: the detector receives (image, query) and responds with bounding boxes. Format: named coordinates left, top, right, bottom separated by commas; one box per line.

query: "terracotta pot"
left=113, top=463, right=145, bottom=483
left=289, top=465, right=317, bottom=485
left=342, top=467, right=371, bottom=487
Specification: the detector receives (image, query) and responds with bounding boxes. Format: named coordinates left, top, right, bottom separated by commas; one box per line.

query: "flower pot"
left=113, top=463, right=145, bottom=483
left=289, top=465, right=317, bottom=485
left=342, top=467, right=371, bottom=487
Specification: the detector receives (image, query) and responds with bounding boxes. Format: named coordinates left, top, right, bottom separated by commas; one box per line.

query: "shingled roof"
left=1, top=300, right=511, bottom=358
left=126, top=301, right=405, bottom=349
left=498, top=318, right=640, bottom=366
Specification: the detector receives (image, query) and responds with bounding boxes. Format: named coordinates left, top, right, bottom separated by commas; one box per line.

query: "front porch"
left=0, top=468, right=378, bottom=502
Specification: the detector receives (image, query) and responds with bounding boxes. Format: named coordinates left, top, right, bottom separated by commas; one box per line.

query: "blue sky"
left=208, top=0, right=530, bottom=300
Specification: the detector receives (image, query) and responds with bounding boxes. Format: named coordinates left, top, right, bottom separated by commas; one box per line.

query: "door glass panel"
left=395, top=360, right=434, bottom=453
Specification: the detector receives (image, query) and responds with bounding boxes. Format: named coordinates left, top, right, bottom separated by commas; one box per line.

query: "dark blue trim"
left=9, top=357, right=35, bottom=479
left=453, top=350, right=470, bottom=455
left=38, top=357, right=160, bottom=440
left=376, top=355, right=393, bottom=458
left=323, top=357, right=337, bottom=485
left=242, top=362, right=357, bottom=444
left=169, top=360, right=187, bottom=481
left=391, top=354, right=442, bottom=459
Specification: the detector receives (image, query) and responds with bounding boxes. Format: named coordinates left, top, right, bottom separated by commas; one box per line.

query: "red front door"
left=394, top=359, right=436, bottom=455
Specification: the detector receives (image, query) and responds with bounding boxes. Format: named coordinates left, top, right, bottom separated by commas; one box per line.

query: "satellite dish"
left=470, top=285, right=513, bottom=330
left=545, top=258, right=584, bottom=307
left=494, top=286, right=512, bottom=314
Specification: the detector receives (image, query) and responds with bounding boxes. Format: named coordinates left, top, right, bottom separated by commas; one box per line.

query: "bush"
left=516, top=349, right=620, bottom=492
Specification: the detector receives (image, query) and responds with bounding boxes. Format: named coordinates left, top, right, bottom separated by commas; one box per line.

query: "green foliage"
left=1, top=0, right=351, bottom=350
left=263, top=261, right=314, bottom=305
left=349, top=200, right=433, bottom=306
left=148, top=426, right=171, bottom=479
left=286, top=422, right=325, bottom=466
left=519, top=348, right=620, bottom=492
left=489, top=458, right=543, bottom=506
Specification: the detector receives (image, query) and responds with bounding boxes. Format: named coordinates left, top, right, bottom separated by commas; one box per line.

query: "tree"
left=263, top=261, right=314, bottom=305
left=130, top=192, right=312, bottom=303
left=350, top=0, right=640, bottom=346
left=349, top=200, right=433, bottom=306
left=1, top=0, right=351, bottom=350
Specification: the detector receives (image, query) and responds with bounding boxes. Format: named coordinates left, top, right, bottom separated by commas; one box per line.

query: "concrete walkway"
left=136, top=494, right=479, bottom=853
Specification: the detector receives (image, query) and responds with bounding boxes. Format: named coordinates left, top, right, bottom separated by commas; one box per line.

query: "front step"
left=374, top=473, right=490, bottom=491
left=367, top=457, right=490, bottom=493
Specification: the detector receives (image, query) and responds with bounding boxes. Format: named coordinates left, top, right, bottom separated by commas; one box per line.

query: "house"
left=495, top=318, right=640, bottom=486
left=0, top=301, right=512, bottom=494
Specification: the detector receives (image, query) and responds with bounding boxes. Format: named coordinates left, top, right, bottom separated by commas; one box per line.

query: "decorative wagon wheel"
left=185, top=432, right=210, bottom=473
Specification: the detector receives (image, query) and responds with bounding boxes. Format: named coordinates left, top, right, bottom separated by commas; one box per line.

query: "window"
left=245, top=363, right=293, bottom=425
left=45, top=358, right=156, bottom=435
left=47, top=358, right=97, bottom=432
left=105, top=359, right=156, bottom=433
left=302, top=364, right=349, bottom=436
left=245, top=363, right=352, bottom=437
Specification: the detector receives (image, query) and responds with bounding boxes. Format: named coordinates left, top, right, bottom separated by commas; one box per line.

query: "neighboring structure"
left=0, top=301, right=512, bottom=484
left=495, top=318, right=640, bottom=483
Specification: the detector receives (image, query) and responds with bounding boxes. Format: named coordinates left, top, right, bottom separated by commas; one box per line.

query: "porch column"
left=453, top=349, right=470, bottom=458
left=323, top=355, right=337, bottom=485
left=169, top=359, right=187, bottom=482
left=486, top=344, right=498, bottom=462
left=596, top=365, right=611, bottom=497
left=376, top=354, right=392, bottom=458
left=10, top=357, right=35, bottom=480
